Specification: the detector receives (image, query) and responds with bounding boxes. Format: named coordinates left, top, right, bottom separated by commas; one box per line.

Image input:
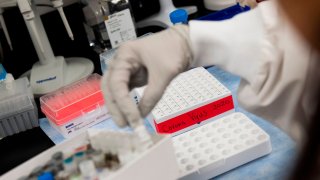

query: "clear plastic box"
left=40, top=74, right=110, bottom=138
left=0, top=77, right=38, bottom=138
left=1, top=132, right=180, bottom=180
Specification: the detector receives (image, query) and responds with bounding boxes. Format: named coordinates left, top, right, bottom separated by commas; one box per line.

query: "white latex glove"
left=101, top=25, right=193, bottom=128
left=237, top=0, right=258, bottom=8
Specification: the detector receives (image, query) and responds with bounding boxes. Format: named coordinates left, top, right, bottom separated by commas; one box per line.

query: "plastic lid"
left=0, top=64, right=6, bottom=81
left=64, top=157, right=74, bottom=164
left=38, top=172, right=54, bottom=180
left=170, top=9, right=188, bottom=24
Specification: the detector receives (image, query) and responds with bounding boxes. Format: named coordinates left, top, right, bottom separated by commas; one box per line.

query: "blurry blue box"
left=0, top=64, right=6, bottom=81
left=198, top=3, right=250, bottom=21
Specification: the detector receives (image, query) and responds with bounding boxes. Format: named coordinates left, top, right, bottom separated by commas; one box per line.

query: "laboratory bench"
left=0, top=2, right=297, bottom=179
left=0, top=7, right=193, bottom=176
left=0, top=65, right=297, bottom=178
left=36, top=65, right=296, bottom=179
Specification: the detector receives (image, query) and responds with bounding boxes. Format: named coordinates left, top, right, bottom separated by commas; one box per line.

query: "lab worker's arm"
left=190, top=1, right=312, bottom=140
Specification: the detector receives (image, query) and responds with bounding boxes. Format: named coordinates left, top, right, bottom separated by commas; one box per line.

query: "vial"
left=63, top=156, right=77, bottom=174
left=74, top=151, right=86, bottom=164
left=91, top=150, right=106, bottom=168
left=134, top=125, right=153, bottom=151
left=79, top=160, right=97, bottom=179
left=52, top=151, right=63, bottom=161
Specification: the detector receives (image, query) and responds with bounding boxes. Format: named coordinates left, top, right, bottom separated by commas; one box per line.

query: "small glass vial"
left=74, top=151, right=86, bottom=164
left=63, top=156, right=77, bottom=174
left=91, top=150, right=106, bottom=168
left=52, top=151, right=64, bottom=161
left=56, top=170, right=70, bottom=180
left=79, top=160, right=97, bottom=179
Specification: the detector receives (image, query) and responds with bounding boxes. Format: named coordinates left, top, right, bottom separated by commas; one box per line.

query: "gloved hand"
left=237, top=0, right=258, bottom=8
left=101, top=25, right=193, bottom=128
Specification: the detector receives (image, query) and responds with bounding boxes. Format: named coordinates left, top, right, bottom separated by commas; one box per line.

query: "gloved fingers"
left=109, top=59, right=142, bottom=128
left=138, top=71, right=175, bottom=117
left=128, top=66, right=148, bottom=90
left=101, top=66, right=128, bottom=127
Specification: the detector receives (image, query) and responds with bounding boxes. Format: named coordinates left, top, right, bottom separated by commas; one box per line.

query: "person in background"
left=102, top=0, right=320, bottom=178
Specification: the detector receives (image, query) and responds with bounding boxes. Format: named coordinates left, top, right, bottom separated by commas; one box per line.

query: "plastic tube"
left=57, top=7, right=74, bottom=40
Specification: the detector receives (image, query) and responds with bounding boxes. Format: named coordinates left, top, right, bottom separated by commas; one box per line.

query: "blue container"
left=198, top=3, right=250, bottom=21
left=0, top=64, right=6, bottom=81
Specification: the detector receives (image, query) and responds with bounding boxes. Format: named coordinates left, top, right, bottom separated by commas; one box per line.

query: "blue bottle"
left=170, top=9, right=188, bottom=25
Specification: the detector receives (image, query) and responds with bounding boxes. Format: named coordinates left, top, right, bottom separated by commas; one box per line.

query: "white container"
left=0, top=77, right=38, bottom=138
left=0, top=132, right=180, bottom=180
left=133, top=67, right=235, bottom=136
left=47, top=105, right=111, bottom=138
left=173, top=112, right=272, bottom=179
left=40, top=74, right=110, bottom=138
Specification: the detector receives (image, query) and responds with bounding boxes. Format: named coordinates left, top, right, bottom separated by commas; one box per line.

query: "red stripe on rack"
left=155, top=96, right=234, bottom=134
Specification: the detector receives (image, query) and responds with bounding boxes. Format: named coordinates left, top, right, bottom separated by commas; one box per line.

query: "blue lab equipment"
left=37, top=172, right=54, bottom=180
left=198, top=3, right=250, bottom=21
left=0, top=64, right=6, bottom=81
left=170, top=9, right=188, bottom=25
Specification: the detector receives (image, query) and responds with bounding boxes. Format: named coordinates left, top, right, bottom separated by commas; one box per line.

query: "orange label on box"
left=155, top=96, right=234, bottom=134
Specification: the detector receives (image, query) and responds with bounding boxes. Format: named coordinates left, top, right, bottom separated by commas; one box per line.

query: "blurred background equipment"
left=17, top=0, right=93, bottom=96
left=204, top=0, right=237, bottom=11
left=82, top=0, right=137, bottom=51
left=136, top=0, right=198, bottom=28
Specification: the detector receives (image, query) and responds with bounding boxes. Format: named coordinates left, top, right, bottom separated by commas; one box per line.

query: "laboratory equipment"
left=99, top=32, right=152, bottom=72
left=0, top=0, right=94, bottom=95
left=37, top=172, right=54, bottom=180
left=170, top=9, right=188, bottom=25
left=2, top=130, right=180, bottom=180
left=104, top=0, right=137, bottom=48
left=100, top=47, right=117, bottom=72
left=173, top=112, right=272, bottom=179
left=51, top=0, right=74, bottom=40
left=0, top=8, right=12, bottom=50
left=0, top=77, right=38, bottom=138
left=82, top=0, right=137, bottom=50
left=39, top=65, right=294, bottom=179
left=136, top=0, right=197, bottom=28
left=198, top=3, right=250, bottom=21
left=0, top=63, right=6, bottom=82
left=133, top=67, right=235, bottom=136
left=204, top=0, right=237, bottom=11
left=40, top=74, right=110, bottom=138
left=0, top=0, right=16, bottom=51
left=82, top=0, right=111, bottom=51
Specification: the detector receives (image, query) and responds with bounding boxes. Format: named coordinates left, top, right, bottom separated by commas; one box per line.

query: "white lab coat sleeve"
left=189, top=1, right=312, bottom=140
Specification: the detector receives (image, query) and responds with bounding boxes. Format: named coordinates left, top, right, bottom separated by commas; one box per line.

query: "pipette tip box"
left=133, top=67, right=235, bottom=136
left=0, top=77, right=38, bottom=138
left=40, top=74, right=110, bottom=138
left=173, top=112, right=272, bottom=180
